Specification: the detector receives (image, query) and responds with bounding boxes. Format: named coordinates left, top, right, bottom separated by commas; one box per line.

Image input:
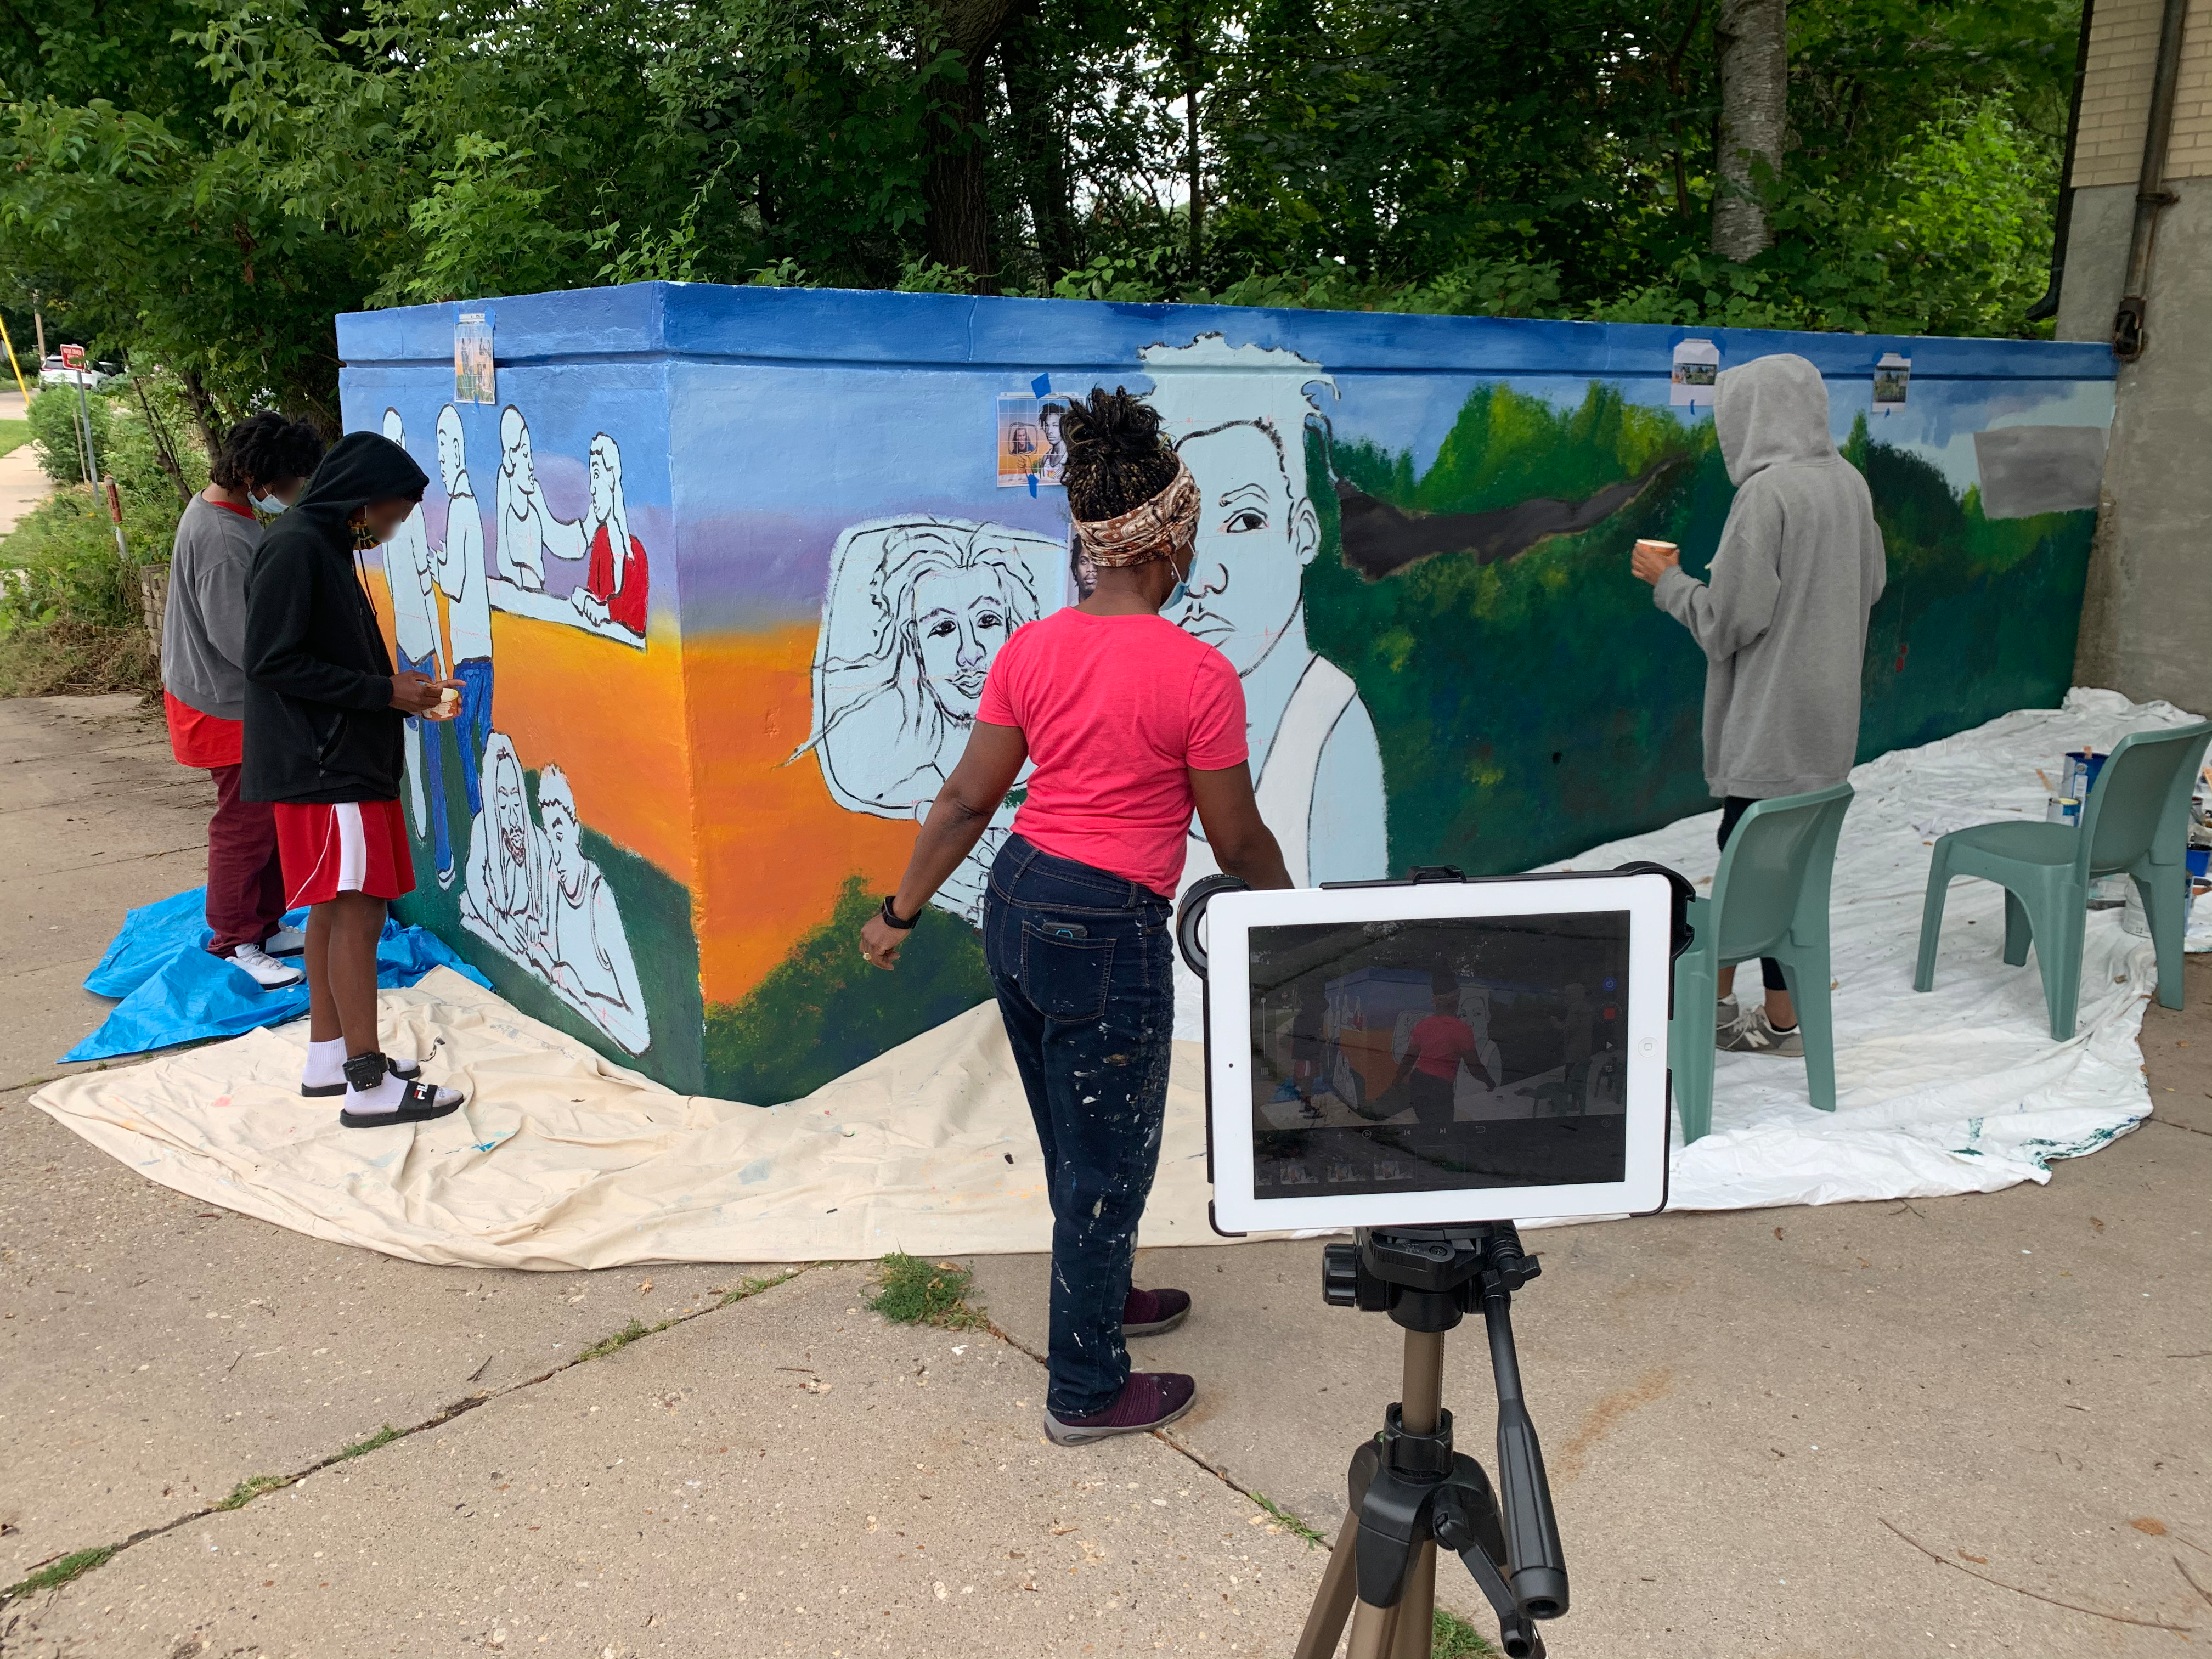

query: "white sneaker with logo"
left=1716, top=1004, right=1803, bottom=1057
left=264, top=926, right=306, bottom=956
left=226, top=941, right=304, bottom=990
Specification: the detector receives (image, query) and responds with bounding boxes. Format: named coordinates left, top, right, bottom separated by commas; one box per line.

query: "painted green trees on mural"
left=705, top=876, right=995, bottom=1105
left=1310, top=387, right=2095, bottom=880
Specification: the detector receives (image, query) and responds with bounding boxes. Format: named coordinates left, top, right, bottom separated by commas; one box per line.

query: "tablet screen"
left=1245, top=911, right=1630, bottom=1200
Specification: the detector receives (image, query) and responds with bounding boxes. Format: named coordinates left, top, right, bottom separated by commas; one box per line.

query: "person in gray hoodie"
left=1633, top=352, right=1886, bottom=1056
left=161, top=412, right=325, bottom=989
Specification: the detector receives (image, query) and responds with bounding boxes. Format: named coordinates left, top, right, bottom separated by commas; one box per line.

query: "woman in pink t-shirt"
left=860, top=389, right=1291, bottom=1445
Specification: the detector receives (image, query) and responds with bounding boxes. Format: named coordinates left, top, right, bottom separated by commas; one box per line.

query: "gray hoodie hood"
left=1714, top=353, right=1838, bottom=486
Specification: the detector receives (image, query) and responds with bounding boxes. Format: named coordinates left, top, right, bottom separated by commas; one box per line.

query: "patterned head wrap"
left=1071, top=458, right=1201, bottom=569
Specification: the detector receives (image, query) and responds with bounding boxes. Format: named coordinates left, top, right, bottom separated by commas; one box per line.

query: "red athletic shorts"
left=273, top=799, right=416, bottom=909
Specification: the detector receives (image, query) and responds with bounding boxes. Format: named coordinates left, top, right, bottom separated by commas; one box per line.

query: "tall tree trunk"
left=1712, top=0, right=1786, bottom=261
left=921, top=0, right=1020, bottom=290
left=1181, top=6, right=1204, bottom=283
left=1000, top=4, right=1080, bottom=279
left=178, top=369, right=227, bottom=464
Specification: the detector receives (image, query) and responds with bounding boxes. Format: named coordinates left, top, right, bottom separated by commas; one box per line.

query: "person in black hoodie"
left=244, top=431, right=468, bottom=1127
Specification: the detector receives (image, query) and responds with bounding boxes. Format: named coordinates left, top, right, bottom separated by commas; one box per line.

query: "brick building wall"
left=2061, top=0, right=2211, bottom=714
left=2069, top=0, right=2211, bottom=188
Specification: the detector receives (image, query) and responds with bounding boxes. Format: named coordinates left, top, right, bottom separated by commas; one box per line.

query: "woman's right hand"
left=859, top=911, right=906, bottom=970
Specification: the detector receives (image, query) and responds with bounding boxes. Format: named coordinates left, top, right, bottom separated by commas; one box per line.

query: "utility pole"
left=32, top=291, right=46, bottom=366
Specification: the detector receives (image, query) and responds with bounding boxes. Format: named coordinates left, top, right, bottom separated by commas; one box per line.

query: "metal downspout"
left=2025, top=0, right=2098, bottom=323
left=2112, top=0, right=2191, bottom=359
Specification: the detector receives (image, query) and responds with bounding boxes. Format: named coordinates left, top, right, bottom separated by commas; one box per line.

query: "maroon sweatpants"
left=205, top=763, right=286, bottom=954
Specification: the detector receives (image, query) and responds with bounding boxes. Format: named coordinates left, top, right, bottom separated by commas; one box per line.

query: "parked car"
left=39, top=354, right=115, bottom=391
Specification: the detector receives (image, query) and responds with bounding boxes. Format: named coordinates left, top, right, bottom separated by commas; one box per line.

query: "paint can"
left=2063, top=749, right=2107, bottom=800
left=2047, top=796, right=2080, bottom=826
left=2118, top=856, right=2207, bottom=939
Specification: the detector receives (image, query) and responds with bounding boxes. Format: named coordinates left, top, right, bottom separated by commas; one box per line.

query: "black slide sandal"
left=340, top=1079, right=464, bottom=1128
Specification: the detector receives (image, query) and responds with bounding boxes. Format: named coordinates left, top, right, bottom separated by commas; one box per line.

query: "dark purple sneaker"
left=1122, top=1286, right=1192, bottom=1338
left=1044, top=1373, right=1198, bottom=1446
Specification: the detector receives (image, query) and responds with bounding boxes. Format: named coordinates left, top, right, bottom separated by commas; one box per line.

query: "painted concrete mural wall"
left=336, top=285, right=2116, bottom=1101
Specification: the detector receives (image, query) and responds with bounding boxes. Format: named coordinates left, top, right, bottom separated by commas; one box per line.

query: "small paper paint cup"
left=1634, top=540, right=1679, bottom=556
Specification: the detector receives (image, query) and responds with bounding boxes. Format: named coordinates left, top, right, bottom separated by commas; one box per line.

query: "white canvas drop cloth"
left=31, top=689, right=2200, bottom=1267
left=1551, top=687, right=2202, bottom=1212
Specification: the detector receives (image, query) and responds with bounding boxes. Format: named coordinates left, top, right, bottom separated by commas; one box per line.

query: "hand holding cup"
left=1630, top=539, right=1680, bottom=586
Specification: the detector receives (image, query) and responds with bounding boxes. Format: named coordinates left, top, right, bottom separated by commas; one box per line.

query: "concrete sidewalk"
left=2, top=692, right=2208, bottom=1657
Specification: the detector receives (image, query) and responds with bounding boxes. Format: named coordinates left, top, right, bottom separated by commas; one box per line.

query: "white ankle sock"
left=303, top=1037, right=347, bottom=1090
left=345, top=1065, right=404, bottom=1115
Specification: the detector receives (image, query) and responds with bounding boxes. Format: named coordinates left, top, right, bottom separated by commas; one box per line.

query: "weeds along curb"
left=0, top=1266, right=809, bottom=1605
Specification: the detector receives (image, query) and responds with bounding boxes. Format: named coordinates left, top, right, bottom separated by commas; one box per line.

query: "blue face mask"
left=251, top=493, right=286, bottom=517
left=1164, top=575, right=1189, bottom=611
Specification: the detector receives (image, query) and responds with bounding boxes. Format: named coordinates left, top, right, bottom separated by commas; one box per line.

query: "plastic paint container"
left=2047, top=797, right=2081, bottom=826
left=2063, top=750, right=2107, bottom=800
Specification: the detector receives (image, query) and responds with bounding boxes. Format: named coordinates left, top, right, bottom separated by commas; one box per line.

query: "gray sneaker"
left=1717, top=1005, right=1803, bottom=1057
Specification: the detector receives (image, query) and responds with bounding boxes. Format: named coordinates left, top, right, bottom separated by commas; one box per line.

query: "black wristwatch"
left=879, top=895, right=920, bottom=930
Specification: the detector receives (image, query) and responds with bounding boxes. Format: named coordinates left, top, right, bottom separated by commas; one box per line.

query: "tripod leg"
left=1294, top=1511, right=1362, bottom=1659
left=1389, top=1538, right=1436, bottom=1659
left=1346, top=1589, right=1400, bottom=1659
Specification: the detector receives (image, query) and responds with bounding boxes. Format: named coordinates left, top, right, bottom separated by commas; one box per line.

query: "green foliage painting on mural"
left=703, top=876, right=995, bottom=1106
left=390, top=754, right=705, bottom=1094
left=1306, top=387, right=2095, bottom=882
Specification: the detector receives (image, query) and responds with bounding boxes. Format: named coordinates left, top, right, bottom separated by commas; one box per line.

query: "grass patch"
left=214, top=1473, right=288, bottom=1511
left=578, top=1317, right=656, bottom=1361
left=0, top=617, right=157, bottom=699
left=1432, top=1608, right=1503, bottom=1658
left=4, top=1544, right=118, bottom=1600
left=721, top=1269, right=800, bottom=1306
left=0, top=419, right=29, bottom=458
left=1247, top=1491, right=1328, bottom=1547
left=865, top=1252, right=988, bottom=1329
left=331, top=1424, right=402, bottom=1463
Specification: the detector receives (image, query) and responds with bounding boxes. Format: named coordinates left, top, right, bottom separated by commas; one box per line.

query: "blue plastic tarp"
left=66, top=888, right=492, bottom=1064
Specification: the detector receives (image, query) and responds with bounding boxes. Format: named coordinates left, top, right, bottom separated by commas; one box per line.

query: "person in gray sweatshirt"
left=1633, top=352, right=1886, bottom=1056
left=161, top=412, right=325, bottom=988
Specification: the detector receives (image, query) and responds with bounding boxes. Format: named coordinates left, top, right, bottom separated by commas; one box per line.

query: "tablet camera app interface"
left=1246, top=912, right=1631, bottom=1200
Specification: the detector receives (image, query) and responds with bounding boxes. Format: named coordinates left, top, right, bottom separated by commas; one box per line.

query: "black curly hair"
left=208, top=410, right=325, bottom=493
left=1059, top=387, right=1180, bottom=521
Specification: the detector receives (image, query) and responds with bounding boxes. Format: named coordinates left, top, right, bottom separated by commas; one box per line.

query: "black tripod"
left=1291, top=1225, right=1567, bottom=1659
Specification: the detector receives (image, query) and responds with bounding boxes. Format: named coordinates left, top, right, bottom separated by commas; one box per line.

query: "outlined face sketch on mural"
left=535, top=765, right=650, bottom=1052
left=795, top=517, right=1057, bottom=923
left=460, top=731, right=543, bottom=966
left=458, top=734, right=652, bottom=1053
left=1141, top=335, right=1388, bottom=895
left=484, top=407, right=647, bottom=650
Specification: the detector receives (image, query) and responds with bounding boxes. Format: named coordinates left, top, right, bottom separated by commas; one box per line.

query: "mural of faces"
left=1167, top=419, right=1322, bottom=675
left=912, top=562, right=1015, bottom=722
left=800, top=516, right=1062, bottom=923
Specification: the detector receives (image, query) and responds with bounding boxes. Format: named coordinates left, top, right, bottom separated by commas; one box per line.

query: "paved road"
left=1, top=692, right=2207, bottom=1657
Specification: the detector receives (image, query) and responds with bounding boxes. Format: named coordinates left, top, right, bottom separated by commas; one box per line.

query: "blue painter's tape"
left=1031, top=373, right=1051, bottom=397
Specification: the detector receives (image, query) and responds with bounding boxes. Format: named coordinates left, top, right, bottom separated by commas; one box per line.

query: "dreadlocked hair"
left=210, top=410, right=326, bottom=492
left=1059, top=387, right=1180, bottom=521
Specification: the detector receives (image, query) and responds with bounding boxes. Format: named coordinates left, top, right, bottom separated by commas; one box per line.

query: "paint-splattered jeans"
left=983, top=835, right=1175, bottom=1418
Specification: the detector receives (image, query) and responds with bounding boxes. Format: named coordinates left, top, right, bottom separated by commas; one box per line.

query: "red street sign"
left=60, top=343, right=86, bottom=366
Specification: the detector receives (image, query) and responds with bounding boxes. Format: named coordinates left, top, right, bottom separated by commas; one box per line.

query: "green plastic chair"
left=1913, top=720, right=2212, bottom=1040
left=1669, top=783, right=1855, bottom=1144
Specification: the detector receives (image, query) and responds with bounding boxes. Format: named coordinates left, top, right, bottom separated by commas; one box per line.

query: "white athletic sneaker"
left=264, top=926, right=306, bottom=957
left=226, top=941, right=304, bottom=990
